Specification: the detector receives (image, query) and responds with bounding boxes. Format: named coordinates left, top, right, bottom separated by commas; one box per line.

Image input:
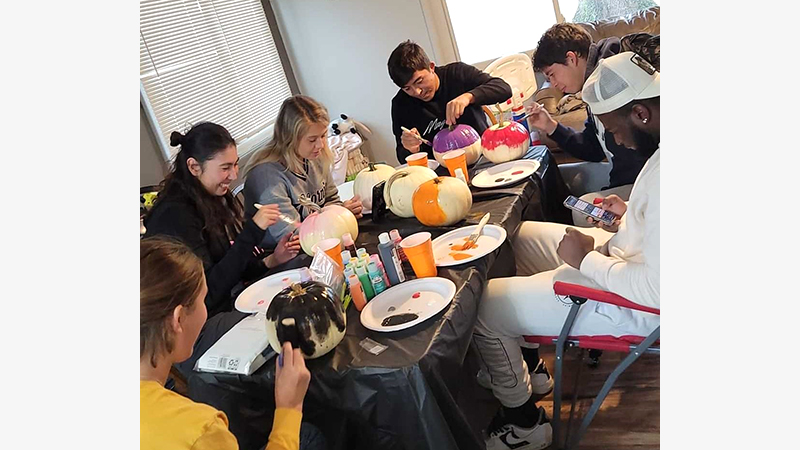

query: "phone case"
left=371, top=181, right=388, bottom=223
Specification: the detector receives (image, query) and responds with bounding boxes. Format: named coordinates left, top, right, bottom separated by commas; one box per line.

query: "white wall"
left=272, top=0, right=455, bottom=166
left=140, top=106, right=168, bottom=186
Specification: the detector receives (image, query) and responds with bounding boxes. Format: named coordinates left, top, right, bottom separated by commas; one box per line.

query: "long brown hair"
left=140, top=237, right=206, bottom=368
left=150, top=122, right=244, bottom=243
left=244, top=95, right=332, bottom=177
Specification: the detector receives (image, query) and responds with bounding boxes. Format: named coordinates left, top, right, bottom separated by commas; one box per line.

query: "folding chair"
left=523, top=281, right=660, bottom=450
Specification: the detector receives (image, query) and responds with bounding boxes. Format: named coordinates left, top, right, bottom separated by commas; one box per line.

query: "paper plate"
left=471, top=159, right=540, bottom=188
left=395, top=159, right=440, bottom=171
left=431, top=224, right=507, bottom=267
left=336, top=180, right=355, bottom=202
left=234, top=268, right=306, bottom=313
left=360, top=277, right=456, bottom=332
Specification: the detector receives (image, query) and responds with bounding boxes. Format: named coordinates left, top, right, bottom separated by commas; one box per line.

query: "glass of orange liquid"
left=442, top=149, right=469, bottom=184
left=313, top=238, right=343, bottom=270
left=405, top=153, right=429, bottom=167
left=399, top=232, right=437, bottom=278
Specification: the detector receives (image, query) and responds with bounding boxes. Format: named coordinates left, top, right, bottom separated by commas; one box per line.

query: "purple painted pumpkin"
left=432, top=124, right=482, bottom=166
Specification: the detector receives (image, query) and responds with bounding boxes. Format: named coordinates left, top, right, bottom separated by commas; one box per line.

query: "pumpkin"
left=382, top=166, right=438, bottom=218
left=352, top=163, right=395, bottom=211
left=481, top=120, right=530, bottom=164
left=432, top=124, right=483, bottom=166
left=298, top=197, right=358, bottom=256
left=265, top=281, right=346, bottom=359
left=412, top=177, right=473, bottom=227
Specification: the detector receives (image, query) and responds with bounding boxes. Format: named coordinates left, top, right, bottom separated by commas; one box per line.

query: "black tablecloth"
left=186, top=146, right=572, bottom=450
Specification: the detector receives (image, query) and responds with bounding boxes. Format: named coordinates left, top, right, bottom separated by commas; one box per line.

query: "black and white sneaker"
left=477, top=359, right=554, bottom=396
left=486, top=406, right=553, bottom=450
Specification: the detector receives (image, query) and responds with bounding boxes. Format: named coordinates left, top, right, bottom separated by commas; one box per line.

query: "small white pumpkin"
left=297, top=197, right=359, bottom=256
left=382, top=166, right=438, bottom=218
left=352, top=163, right=395, bottom=211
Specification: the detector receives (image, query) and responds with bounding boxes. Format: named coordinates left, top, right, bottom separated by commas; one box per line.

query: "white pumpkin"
left=352, top=163, right=395, bottom=211
left=382, top=166, right=438, bottom=218
left=412, top=177, right=473, bottom=227
left=298, top=199, right=358, bottom=256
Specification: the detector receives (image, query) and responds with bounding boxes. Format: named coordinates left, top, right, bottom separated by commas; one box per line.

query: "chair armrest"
left=553, top=281, right=660, bottom=316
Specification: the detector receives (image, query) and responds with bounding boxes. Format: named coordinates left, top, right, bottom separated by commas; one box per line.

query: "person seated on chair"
left=474, top=52, right=660, bottom=450
left=140, top=237, right=326, bottom=450
left=243, top=95, right=363, bottom=250
left=526, top=23, right=658, bottom=226
left=144, top=122, right=301, bottom=319
left=387, top=40, right=512, bottom=164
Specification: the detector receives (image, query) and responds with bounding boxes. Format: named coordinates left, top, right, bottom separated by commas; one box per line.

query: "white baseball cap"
left=582, top=51, right=660, bottom=115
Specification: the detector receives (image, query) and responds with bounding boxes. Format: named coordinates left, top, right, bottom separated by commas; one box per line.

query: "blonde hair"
left=140, top=237, right=206, bottom=368
left=245, top=95, right=333, bottom=177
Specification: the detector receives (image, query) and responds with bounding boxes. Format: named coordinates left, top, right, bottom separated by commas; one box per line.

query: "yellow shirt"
left=140, top=380, right=303, bottom=450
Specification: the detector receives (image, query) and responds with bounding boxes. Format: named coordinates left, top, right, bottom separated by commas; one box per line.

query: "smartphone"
left=563, top=195, right=617, bottom=226
left=371, top=181, right=388, bottom=223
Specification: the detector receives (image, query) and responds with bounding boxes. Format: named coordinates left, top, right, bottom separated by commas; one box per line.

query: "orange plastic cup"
left=399, top=232, right=437, bottom=278
left=406, top=153, right=429, bottom=167
left=314, top=238, right=343, bottom=270
left=442, top=149, right=469, bottom=183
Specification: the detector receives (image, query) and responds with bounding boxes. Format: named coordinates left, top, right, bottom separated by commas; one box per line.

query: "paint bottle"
left=341, top=250, right=352, bottom=267
left=370, top=254, right=390, bottom=287
left=510, top=89, right=529, bottom=133
left=356, top=247, right=369, bottom=260
left=390, top=229, right=416, bottom=280
left=344, top=267, right=356, bottom=286
left=342, top=233, right=357, bottom=256
left=355, top=264, right=375, bottom=300
left=377, top=232, right=405, bottom=286
left=367, top=261, right=387, bottom=295
left=347, top=274, right=367, bottom=311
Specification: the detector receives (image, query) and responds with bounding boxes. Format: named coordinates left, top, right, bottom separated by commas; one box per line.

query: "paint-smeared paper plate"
left=431, top=224, right=507, bottom=267
left=360, top=277, right=456, bottom=332
left=471, top=159, right=540, bottom=188
left=235, top=268, right=306, bottom=313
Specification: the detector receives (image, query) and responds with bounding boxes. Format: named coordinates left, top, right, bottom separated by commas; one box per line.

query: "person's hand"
left=525, top=103, right=558, bottom=135
left=585, top=195, right=626, bottom=232
left=446, top=93, right=474, bottom=126
left=253, top=204, right=280, bottom=230
left=274, top=342, right=310, bottom=413
left=401, top=128, right=422, bottom=153
left=557, top=227, right=595, bottom=269
left=267, top=232, right=301, bottom=267
left=343, top=195, right=363, bottom=218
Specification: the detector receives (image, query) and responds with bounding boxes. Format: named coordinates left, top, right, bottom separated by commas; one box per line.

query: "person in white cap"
left=475, top=52, right=660, bottom=450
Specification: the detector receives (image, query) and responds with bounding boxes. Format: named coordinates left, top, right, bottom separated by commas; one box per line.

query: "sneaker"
left=486, top=406, right=553, bottom=450
left=477, top=359, right=554, bottom=396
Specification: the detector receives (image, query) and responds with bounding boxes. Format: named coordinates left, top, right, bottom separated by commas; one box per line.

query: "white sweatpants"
left=473, top=221, right=660, bottom=408
left=571, top=184, right=634, bottom=227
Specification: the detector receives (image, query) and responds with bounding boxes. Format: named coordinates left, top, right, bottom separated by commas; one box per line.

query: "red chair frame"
left=523, top=281, right=660, bottom=450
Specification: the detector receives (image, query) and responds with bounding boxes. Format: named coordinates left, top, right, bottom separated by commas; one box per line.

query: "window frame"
left=140, top=0, right=300, bottom=162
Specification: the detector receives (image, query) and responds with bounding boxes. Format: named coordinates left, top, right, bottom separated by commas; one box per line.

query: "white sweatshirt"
left=580, top=148, right=660, bottom=309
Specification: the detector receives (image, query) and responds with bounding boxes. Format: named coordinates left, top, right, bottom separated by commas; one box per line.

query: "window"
left=140, top=0, right=293, bottom=160
left=444, top=0, right=659, bottom=65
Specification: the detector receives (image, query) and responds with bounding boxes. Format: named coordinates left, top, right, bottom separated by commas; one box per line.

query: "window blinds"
left=140, top=0, right=291, bottom=159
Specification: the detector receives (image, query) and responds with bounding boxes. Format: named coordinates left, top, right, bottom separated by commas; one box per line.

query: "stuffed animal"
left=330, top=114, right=358, bottom=136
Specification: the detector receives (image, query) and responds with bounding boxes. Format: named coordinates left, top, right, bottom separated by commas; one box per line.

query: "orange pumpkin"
left=412, top=177, right=472, bottom=227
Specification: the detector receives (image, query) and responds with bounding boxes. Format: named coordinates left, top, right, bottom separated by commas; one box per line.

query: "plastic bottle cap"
left=379, top=232, right=390, bottom=244
left=367, top=261, right=379, bottom=273
left=357, top=248, right=368, bottom=257
left=389, top=230, right=401, bottom=241
left=342, top=233, right=354, bottom=246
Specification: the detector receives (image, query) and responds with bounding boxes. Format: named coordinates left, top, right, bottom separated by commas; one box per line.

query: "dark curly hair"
left=532, top=23, right=592, bottom=72
left=149, top=122, right=243, bottom=245
left=387, top=40, right=431, bottom=88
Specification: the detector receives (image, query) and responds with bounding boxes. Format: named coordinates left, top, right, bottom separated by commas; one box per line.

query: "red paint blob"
left=257, top=300, right=265, bottom=305
left=412, top=292, right=421, bottom=299
left=511, top=170, right=524, bottom=175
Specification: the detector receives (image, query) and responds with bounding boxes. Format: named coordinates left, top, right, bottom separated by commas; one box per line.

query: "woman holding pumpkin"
left=243, top=95, right=363, bottom=250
